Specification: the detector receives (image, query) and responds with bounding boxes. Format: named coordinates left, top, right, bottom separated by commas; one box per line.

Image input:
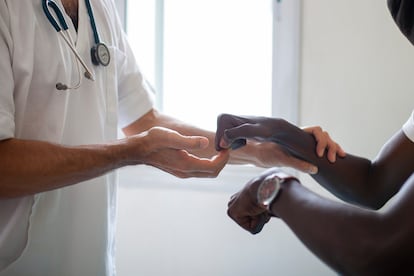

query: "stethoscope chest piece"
left=91, top=42, right=110, bottom=66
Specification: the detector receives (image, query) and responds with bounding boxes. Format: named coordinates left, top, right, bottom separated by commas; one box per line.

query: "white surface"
left=300, top=0, right=414, bottom=159
left=116, top=166, right=334, bottom=276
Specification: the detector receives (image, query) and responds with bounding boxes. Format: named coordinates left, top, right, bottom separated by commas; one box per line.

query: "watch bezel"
left=257, top=173, right=282, bottom=208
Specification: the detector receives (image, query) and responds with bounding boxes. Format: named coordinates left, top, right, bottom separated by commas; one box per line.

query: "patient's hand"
left=215, top=114, right=346, bottom=172
left=227, top=167, right=298, bottom=234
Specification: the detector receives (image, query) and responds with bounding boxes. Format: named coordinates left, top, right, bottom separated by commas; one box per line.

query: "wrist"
left=108, top=136, right=144, bottom=167
left=257, top=171, right=299, bottom=216
left=228, top=140, right=260, bottom=165
left=268, top=176, right=300, bottom=217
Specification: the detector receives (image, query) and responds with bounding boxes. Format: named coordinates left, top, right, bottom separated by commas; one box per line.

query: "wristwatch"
left=257, top=171, right=297, bottom=212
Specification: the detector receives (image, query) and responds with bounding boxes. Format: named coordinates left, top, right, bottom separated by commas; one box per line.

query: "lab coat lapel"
left=74, top=0, right=87, bottom=49
left=58, top=0, right=88, bottom=49
left=57, top=0, right=78, bottom=45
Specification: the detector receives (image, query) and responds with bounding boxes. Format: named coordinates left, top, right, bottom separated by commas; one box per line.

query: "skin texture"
left=61, top=0, right=79, bottom=30
left=219, top=114, right=414, bottom=275
left=0, top=126, right=226, bottom=197
left=0, top=108, right=340, bottom=198
left=216, top=114, right=414, bottom=209
left=0, top=109, right=227, bottom=198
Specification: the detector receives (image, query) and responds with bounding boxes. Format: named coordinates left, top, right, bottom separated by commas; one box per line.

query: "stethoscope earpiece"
left=56, top=83, right=68, bottom=91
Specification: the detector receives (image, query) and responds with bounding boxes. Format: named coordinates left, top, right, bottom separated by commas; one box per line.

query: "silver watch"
left=257, top=173, right=282, bottom=209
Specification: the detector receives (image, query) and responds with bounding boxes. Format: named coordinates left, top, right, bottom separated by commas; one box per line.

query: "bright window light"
left=127, top=0, right=273, bottom=131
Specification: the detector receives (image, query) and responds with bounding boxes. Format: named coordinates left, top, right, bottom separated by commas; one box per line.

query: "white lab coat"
left=0, top=0, right=154, bottom=275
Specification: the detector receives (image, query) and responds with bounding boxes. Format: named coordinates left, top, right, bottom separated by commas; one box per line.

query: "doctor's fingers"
left=303, top=126, right=346, bottom=162
left=147, top=127, right=210, bottom=151
left=326, top=142, right=346, bottom=163
left=257, top=143, right=318, bottom=174
left=280, top=153, right=318, bottom=175
left=150, top=150, right=229, bottom=178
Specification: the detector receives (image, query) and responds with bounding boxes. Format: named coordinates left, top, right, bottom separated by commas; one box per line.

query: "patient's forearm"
left=273, top=119, right=411, bottom=208
left=272, top=179, right=414, bottom=275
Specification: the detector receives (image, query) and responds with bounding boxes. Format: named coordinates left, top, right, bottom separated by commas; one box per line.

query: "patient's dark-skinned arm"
left=271, top=174, right=414, bottom=276
left=216, top=114, right=414, bottom=209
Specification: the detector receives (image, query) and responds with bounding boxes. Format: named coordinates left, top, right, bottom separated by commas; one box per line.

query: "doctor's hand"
left=215, top=114, right=346, bottom=173
left=302, top=126, right=346, bottom=163
left=125, top=126, right=229, bottom=178
left=227, top=168, right=282, bottom=234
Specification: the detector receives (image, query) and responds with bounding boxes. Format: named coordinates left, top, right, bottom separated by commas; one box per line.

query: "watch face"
left=257, top=174, right=281, bottom=206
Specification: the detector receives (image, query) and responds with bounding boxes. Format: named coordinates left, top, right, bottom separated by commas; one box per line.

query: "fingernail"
left=309, top=166, right=318, bottom=174
left=199, top=138, right=209, bottom=148
left=320, top=149, right=326, bottom=157
left=219, top=140, right=229, bottom=149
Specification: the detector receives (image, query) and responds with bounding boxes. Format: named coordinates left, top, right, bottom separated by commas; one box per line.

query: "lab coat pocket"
left=102, top=46, right=120, bottom=136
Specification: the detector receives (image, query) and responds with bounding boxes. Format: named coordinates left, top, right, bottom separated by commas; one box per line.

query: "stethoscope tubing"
left=42, top=0, right=69, bottom=32
left=43, top=0, right=109, bottom=68
left=43, top=0, right=106, bottom=89
left=58, top=31, right=95, bottom=81
left=84, top=0, right=100, bottom=44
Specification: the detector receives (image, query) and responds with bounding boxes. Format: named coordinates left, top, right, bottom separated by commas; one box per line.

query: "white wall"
left=116, top=1, right=414, bottom=275
left=116, top=166, right=333, bottom=276
left=300, top=0, right=414, bottom=158
left=299, top=0, right=414, bottom=197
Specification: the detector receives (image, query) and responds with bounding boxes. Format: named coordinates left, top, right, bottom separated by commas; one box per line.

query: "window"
left=125, top=0, right=278, bottom=131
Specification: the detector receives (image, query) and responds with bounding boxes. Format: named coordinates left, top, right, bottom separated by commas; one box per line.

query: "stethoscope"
left=42, top=0, right=111, bottom=91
